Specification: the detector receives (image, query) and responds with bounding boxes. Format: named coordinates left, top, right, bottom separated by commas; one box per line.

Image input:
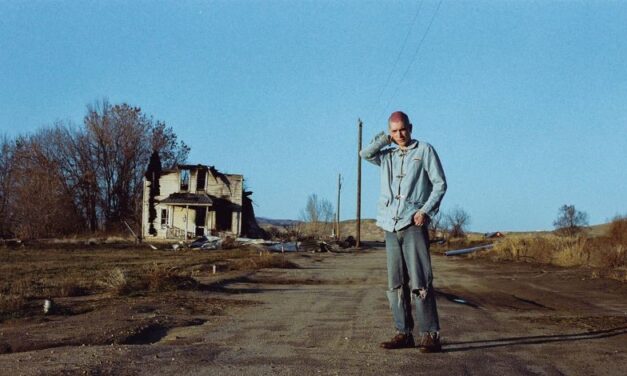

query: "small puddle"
left=122, top=324, right=170, bottom=345
left=122, top=319, right=206, bottom=345
left=436, top=290, right=480, bottom=309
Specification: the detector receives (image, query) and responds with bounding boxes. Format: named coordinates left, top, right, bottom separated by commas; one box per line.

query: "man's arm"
left=359, top=131, right=390, bottom=166
left=417, top=145, right=447, bottom=220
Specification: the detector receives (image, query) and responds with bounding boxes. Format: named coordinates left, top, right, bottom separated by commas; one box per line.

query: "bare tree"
left=428, top=212, right=443, bottom=238
left=83, top=100, right=189, bottom=230
left=553, top=204, right=588, bottom=236
left=10, top=131, right=84, bottom=238
left=300, top=194, right=335, bottom=238
left=0, top=100, right=190, bottom=238
left=0, top=135, right=16, bottom=237
left=444, top=207, right=471, bottom=238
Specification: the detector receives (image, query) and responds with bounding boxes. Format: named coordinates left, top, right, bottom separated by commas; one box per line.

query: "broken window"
left=196, top=169, right=206, bottom=191
left=160, top=208, right=169, bottom=228
left=180, top=169, right=190, bottom=191
left=216, top=209, right=233, bottom=232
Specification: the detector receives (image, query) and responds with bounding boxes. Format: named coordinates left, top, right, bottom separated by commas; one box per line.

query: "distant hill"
left=336, top=219, right=383, bottom=241
left=495, top=222, right=613, bottom=237
left=256, top=217, right=384, bottom=241
left=256, top=217, right=302, bottom=227
left=257, top=218, right=615, bottom=241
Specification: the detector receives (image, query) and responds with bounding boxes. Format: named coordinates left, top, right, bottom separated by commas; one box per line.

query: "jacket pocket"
left=406, top=199, right=425, bottom=209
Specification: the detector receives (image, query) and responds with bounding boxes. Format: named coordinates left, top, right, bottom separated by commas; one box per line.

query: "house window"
left=196, top=169, right=206, bottom=191
left=180, top=169, right=190, bottom=191
left=160, top=208, right=169, bottom=228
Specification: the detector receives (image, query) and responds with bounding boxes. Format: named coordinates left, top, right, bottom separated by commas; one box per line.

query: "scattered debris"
left=169, top=235, right=359, bottom=253
left=267, top=242, right=300, bottom=252
left=337, top=236, right=356, bottom=249
left=43, top=299, right=53, bottom=314
left=430, top=237, right=446, bottom=245
left=484, top=231, right=504, bottom=238
left=445, top=244, right=494, bottom=256
left=189, top=236, right=221, bottom=249
left=1, top=238, right=23, bottom=248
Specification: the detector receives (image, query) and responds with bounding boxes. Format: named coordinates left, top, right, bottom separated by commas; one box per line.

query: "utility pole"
left=356, top=119, right=362, bottom=248
left=336, top=173, right=342, bottom=239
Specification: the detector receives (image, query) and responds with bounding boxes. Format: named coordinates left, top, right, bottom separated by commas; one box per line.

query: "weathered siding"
left=159, top=172, right=180, bottom=199
left=141, top=167, right=243, bottom=240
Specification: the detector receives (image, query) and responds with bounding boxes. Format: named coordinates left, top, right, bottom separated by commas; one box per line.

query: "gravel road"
left=2, top=247, right=626, bottom=375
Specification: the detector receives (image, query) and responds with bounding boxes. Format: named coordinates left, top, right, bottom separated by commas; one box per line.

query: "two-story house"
left=141, top=164, right=244, bottom=240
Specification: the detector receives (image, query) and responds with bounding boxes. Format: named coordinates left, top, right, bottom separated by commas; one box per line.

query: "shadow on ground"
left=444, top=326, right=627, bottom=352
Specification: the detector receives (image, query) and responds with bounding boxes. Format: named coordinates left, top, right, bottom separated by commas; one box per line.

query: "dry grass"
left=474, top=217, right=627, bottom=281
left=141, top=263, right=199, bottom=292
left=98, top=268, right=131, bottom=296
left=608, top=215, right=627, bottom=245
left=482, top=235, right=584, bottom=265
left=0, top=294, right=28, bottom=320
left=0, top=244, right=302, bottom=320
left=229, top=252, right=298, bottom=271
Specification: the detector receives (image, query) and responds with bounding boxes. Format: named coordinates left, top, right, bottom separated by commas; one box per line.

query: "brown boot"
left=380, top=332, right=415, bottom=349
left=418, top=332, right=442, bottom=353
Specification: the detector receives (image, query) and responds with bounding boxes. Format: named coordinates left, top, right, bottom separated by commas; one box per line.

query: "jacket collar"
left=392, top=139, right=418, bottom=153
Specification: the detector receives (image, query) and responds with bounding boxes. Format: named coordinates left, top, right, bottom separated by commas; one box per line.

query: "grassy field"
left=0, top=244, right=296, bottom=322
left=469, top=217, right=627, bottom=281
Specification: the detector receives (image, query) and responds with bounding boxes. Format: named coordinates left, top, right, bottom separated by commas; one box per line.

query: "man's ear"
left=408, top=123, right=413, bottom=132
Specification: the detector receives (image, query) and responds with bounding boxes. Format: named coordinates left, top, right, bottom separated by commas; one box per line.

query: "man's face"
left=388, top=120, right=412, bottom=147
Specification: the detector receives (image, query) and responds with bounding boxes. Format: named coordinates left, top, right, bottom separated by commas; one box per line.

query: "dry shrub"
left=552, top=236, right=589, bottom=267
left=598, top=245, right=625, bottom=269
left=230, top=253, right=298, bottom=271
left=481, top=230, right=626, bottom=276
left=581, top=217, right=627, bottom=269
left=3, top=276, right=89, bottom=300
left=0, top=294, right=28, bottom=320
left=54, top=277, right=90, bottom=297
left=221, top=236, right=237, bottom=249
left=0, top=278, right=38, bottom=320
left=586, top=237, right=625, bottom=269
left=607, top=267, right=627, bottom=282
left=8, top=278, right=36, bottom=298
left=608, top=215, right=627, bottom=246
left=485, top=235, right=589, bottom=266
left=141, top=263, right=198, bottom=292
left=99, top=268, right=131, bottom=296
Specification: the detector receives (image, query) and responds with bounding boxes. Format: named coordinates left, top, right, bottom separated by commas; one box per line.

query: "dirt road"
left=2, top=247, right=626, bottom=375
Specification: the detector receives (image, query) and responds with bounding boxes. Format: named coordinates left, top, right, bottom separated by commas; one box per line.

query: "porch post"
left=185, top=205, right=189, bottom=240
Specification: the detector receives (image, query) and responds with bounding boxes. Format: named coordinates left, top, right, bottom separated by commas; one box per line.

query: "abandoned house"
left=141, top=163, right=265, bottom=240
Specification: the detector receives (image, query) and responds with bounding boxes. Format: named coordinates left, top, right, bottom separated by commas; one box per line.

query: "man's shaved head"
left=387, top=110, right=413, bottom=148
left=388, top=111, right=410, bottom=126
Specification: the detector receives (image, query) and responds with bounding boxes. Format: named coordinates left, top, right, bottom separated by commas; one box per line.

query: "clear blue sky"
left=1, top=0, right=626, bottom=232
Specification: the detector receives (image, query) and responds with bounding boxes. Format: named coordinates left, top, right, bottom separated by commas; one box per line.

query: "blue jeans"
left=385, top=224, right=440, bottom=334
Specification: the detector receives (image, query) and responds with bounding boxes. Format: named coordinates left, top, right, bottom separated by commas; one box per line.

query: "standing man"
left=360, top=111, right=447, bottom=352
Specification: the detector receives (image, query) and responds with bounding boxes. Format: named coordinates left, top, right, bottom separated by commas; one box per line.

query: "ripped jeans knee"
left=413, top=288, right=428, bottom=301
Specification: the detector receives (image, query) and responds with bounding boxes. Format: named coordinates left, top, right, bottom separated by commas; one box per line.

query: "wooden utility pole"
left=336, top=173, right=342, bottom=239
left=356, top=119, right=362, bottom=248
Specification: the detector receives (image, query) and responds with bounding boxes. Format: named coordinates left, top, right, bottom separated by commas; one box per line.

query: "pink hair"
left=388, top=111, right=410, bottom=125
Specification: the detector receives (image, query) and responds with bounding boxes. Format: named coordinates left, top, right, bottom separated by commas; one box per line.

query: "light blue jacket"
left=360, top=131, right=447, bottom=232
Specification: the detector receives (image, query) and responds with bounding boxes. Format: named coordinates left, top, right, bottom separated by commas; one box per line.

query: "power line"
left=379, top=0, right=444, bottom=122
left=370, top=1, right=424, bottom=121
